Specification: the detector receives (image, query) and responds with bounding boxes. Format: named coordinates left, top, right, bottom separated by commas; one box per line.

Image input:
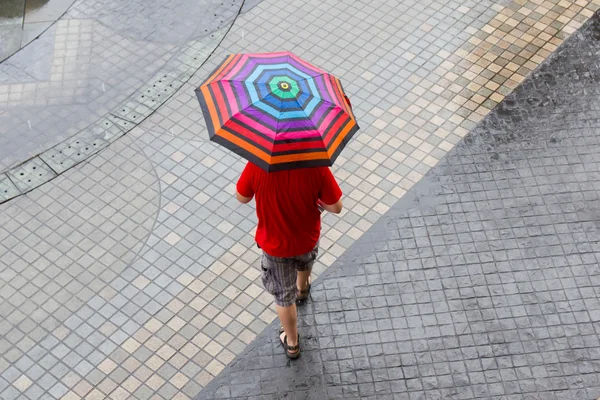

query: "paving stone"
left=197, top=9, right=600, bottom=400
left=0, top=173, right=20, bottom=203
left=0, top=0, right=246, bottom=175
left=5, top=157, right=56, bottom=193
left=2, top=0, right=600, bottom=399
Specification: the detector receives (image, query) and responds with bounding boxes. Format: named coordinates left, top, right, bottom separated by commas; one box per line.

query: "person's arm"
left=236, top=192, right=253, bottom=204
left=318, top=198, right=343, bottom=214
left=319, top=168, right=343, bottom=214
left=236, top=163, right=254, bottom=204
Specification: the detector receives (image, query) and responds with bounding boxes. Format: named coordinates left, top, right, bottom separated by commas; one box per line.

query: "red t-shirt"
left=237, top=163, right=342, bottom=257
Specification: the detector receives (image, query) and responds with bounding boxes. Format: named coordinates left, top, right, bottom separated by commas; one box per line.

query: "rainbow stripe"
left=196, top=52, right=359, bottom=171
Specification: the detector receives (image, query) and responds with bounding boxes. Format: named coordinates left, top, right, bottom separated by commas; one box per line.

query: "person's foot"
left=279, top=328, right=300, bottom=359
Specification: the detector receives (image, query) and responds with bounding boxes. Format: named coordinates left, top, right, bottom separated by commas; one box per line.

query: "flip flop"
left=279, top=327, right=300, bottom=359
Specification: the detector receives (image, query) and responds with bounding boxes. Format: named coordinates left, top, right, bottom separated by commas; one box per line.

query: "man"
left=236, top=162, right=343, bottom=359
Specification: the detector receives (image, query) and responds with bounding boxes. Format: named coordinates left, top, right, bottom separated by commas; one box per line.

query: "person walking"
left=196, top=52, right=357, bottom=357
left=235, top=163, right=343, bottom=358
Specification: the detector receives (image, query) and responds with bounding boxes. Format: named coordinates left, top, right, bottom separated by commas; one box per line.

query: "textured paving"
left=197, top=10, right=600, bottom=400
left=1, top=0, right=600, bottom=399
left=0, top=0, right=245, bottom=174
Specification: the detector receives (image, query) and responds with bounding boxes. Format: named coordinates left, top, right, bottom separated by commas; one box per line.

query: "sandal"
left=279, top=327, right=300, bottom=359
left=296, top=277, right=312, bottom=305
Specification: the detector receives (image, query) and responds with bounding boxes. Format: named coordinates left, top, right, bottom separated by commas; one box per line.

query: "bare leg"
left=297, top=269, right=311, bottom=292
left=276, top=304, right=298, bottom=352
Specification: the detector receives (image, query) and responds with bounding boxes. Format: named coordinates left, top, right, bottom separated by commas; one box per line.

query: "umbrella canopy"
left=196, top=51, right=359, bottom=171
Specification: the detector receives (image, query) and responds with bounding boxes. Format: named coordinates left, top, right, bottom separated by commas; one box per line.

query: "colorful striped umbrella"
left=196, top=51, right=359, bottom=172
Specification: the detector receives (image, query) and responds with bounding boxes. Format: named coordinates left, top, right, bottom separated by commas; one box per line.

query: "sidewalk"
left=0, top=0, right=244, bottom=174
left=1, top=0, right=600, bottom=399
left=199, top=11, right=600, bottom=399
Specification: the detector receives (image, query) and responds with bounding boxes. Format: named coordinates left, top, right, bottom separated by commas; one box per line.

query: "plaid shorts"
left=260, top=245, right=318, bottom=307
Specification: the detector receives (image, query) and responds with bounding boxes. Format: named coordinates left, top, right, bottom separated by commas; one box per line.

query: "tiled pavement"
left=2, top=0, right=600, bottom=399
left=0, top=0, right=245, bottom=173
left=198, top=12, right=600, bottom=400
left=0, top=0, right=77, bottom=62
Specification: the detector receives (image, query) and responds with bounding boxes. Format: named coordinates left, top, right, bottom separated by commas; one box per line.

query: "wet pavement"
left=0, top=0, right=245, bottom=174
left=198, top=10, right=600, bottom=400
left=1, top=0, right=600, bottom=399
left=0, top=0, right=75, bottom=62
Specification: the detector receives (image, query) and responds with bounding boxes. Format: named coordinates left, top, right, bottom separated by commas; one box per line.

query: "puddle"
left=0, top=0, right=54, bottom=25
left=25, top=0, right=70, bottom=23
left=0, top=0, right=72, bottom=63
left=0, top=0, right=25, bottom=25
left=0, top=24, right=23, bottom=61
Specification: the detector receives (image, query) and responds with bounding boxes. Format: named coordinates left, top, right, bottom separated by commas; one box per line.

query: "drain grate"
left=7, top=157, right=57, bottom=193
left=107, top=114, right=132, bottom=130
left=135, top=75, right=180, bottom=108
left=0, top=174, right=20, bottom=203
left=112, top=100, right=153, bottom=123
left=0, top=26, right=231, bottom=203
left=41, top=118, right=126, bottom=173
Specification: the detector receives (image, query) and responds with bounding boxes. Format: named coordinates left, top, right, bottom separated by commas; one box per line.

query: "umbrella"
left=196, top=51, right=359, bottom=171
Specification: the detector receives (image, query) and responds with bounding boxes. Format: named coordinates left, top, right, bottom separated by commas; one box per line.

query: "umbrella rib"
left=231, top=95, right=284, bottom=159
left=269, top=93, right=285, bottom=142
left=306, top=97, right=341, bottom=129
left=224, top=107, right=277, bottom=146
left=297, top=76, right=346, bottom=118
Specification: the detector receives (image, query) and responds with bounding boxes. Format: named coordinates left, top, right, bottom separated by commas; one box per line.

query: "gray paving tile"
left=6, top=157, right=57, bottom=193
left=197, top=9, right=600, bottom=400
left=1, top=0, right=599, bottom=399
left=0, top=0, right=241, bottom=178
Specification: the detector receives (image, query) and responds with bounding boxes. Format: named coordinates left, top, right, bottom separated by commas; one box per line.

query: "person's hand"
left=317, top=199, right=325, bottom=213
